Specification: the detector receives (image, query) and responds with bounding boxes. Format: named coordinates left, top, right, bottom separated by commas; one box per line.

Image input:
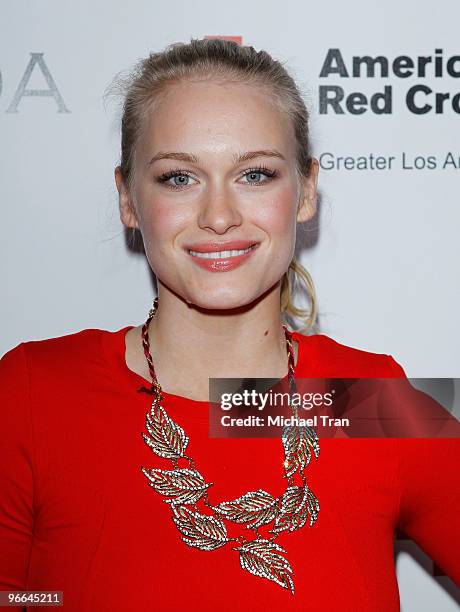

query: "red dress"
left=1, top=326, right=459, bottom=611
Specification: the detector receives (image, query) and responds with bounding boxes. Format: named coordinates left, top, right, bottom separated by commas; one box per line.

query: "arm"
left=0, top=343, right=35, bottom=594
left=397, top=436, right=460, bottom=584
left=390, top=355, right=460, bottom=585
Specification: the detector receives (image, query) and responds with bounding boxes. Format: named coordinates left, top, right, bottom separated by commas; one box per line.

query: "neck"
left=125, top=285, right=298, bottom=402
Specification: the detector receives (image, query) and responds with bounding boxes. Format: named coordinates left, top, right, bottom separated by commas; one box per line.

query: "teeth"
left=189, top=245, right=255, bottom=259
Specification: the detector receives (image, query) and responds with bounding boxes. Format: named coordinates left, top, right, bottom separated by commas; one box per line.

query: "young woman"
left=1, top=38, right=459, bottom=611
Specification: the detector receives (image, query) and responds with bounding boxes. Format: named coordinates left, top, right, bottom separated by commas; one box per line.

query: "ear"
left=296, top=157, right=319, bottom=223
left=114, top=166, right=139, bottom=229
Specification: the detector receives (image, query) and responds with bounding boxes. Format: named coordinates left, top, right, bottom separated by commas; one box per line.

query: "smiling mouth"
left=188, top=244, right=258, bottom=259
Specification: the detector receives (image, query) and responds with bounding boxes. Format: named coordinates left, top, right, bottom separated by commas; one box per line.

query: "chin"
left=183, top=290, right=261, bottom=312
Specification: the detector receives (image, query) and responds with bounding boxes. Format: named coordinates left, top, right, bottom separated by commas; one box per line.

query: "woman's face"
left=116, top=79, right=318, bottom=310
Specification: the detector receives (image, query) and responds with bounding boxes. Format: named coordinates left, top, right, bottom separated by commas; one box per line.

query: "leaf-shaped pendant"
left=171, top=504, right=229, bottom=551
left=210, top=489, right=279, bottom=529
left=233, top=538, right=295, bottom=594
left=142, top=398, right=189, bottom=460
left=141, top=467, right=212, bottom=505
left=305, top=487, right=320, bottom=526
left=282, top=424, right=320, bottom=478
left=270, top=484, right=319, bottom=534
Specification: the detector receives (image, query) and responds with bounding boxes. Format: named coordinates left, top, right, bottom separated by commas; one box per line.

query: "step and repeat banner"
left=1, top=0, right=459, bottom=609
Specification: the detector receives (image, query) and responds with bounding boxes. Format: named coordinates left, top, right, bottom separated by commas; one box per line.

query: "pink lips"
left=186, top=242, right=260, bottom=272
left=184, top=239, right=258, bottom=252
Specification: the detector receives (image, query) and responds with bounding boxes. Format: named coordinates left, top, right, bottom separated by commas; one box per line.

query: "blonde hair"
left=106, top=38, right=318, bottom=333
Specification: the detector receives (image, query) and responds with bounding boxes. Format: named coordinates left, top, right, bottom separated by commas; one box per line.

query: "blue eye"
left=157, top=170, right=196, bottom=190
left=157, top=165, right=278, bottom=191
left=241, top=167, right=278, bottom=185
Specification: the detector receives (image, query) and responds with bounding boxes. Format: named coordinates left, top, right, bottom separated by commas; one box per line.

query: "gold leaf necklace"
left=139, top=297, right=320, bottom=594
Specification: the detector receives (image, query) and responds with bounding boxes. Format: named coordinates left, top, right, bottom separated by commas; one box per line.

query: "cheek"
left=137, top=193, right=191, bottom=254
left=253, top=185, right=297, bottom=236
left=138, top=204, right=182, bottom=278
left=253, top=186, right=298, bottom=270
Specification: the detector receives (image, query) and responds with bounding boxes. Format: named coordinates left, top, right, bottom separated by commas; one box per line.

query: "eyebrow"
left=147, top=149, right=286, bottom=166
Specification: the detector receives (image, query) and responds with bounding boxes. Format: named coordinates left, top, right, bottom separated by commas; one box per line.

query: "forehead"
left=137, top=80, right=296, bottom=162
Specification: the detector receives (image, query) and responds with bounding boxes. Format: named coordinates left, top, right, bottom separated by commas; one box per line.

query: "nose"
left=197, top=182, right=243, bottom=234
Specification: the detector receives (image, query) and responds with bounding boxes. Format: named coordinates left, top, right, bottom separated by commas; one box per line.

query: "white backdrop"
left=1, top=1, right=459, bottom=609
